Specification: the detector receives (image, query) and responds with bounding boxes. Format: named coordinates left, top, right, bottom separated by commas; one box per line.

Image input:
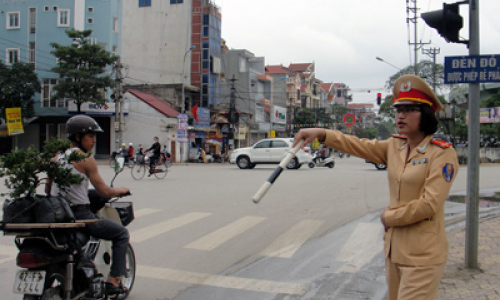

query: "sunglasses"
left=391, top=105, right=422, bottom=114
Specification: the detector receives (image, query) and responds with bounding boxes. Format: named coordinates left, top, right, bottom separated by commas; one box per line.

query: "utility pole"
left=422, top=47, right=441, bottom=91
left=113, top=59, right=124, bottom=150
left=406, top=0, right=430, bottom=75
left=229, top=75, right=237, bottom=148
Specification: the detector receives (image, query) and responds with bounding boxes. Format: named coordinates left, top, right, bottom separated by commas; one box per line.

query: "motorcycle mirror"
left=115, top=157, right=125, bottom=174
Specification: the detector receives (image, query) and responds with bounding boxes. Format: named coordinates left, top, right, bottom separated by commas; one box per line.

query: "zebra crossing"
left=0, top=207, right=384, bottom=296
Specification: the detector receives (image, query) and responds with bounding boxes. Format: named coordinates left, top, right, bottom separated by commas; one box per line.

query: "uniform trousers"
left=385, top=258, right=445, bottom=300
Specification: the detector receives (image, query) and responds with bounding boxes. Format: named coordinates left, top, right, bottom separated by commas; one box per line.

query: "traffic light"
left=377, top=93, right=382, bottom=105
left=421, top=3, right=463, bottom=43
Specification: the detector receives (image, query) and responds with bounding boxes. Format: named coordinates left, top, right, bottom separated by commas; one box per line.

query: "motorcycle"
left=308, top=151, right=335, bottom=169
left=1, top=157, right=135, bottom=300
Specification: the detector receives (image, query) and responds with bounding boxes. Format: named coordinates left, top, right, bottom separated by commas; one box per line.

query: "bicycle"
left=160, top=152, right=173, bottom=168
left=131, top=154, right=168, bottom=180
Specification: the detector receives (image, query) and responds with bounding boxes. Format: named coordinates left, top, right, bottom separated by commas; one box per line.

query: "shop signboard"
left=68, top=102, right=129, bottom=115
left=6, top=107, right=24, bottom=135
left=194, top=107, right=210, bottom=130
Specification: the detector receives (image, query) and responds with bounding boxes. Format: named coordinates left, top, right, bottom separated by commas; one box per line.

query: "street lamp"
left=182, top=45, right=195, bottom=113
left=375, top=56, right=401, bottom=71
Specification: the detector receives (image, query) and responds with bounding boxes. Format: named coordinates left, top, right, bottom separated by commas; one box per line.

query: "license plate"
left=13, top=270, right=46, bottom=295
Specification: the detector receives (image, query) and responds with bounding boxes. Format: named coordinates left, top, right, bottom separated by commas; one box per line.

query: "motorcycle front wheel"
left=116, top=244, right=136, bottom=300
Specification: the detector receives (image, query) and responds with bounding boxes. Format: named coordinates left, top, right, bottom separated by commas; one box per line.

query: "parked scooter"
left=308, top=151, right=335, bottom=169
left=1, top=157, right=135, bottom=300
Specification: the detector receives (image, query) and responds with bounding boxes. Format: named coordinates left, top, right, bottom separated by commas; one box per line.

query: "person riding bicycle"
left=146, top=136, right=161, bottom=176
left=45, top=114, right=130, bottom=295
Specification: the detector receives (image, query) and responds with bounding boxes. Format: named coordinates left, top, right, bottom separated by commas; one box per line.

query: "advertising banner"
left=6, top=107, right=24, bottom=135
left=177, top=113, right=189, bottom=143
left=271, top=106, right=286, bottom=124
left=466, top=107, right=500, bottom=123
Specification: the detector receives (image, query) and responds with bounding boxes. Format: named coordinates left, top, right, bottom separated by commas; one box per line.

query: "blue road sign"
left=444, top=55, right=500, bottom=84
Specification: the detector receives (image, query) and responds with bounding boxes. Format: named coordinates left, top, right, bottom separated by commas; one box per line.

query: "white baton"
left=252, top=140, right=305, bottom=204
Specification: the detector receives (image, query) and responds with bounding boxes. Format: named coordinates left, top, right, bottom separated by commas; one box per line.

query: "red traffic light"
left=376, top=93, right=382, bottom=105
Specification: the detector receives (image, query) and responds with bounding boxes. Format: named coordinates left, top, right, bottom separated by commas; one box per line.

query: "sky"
left=213, top=0, right=500, bottom=104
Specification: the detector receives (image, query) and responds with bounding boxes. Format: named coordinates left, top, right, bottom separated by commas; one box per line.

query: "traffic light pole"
left=465, top=0, right=480, bottom=269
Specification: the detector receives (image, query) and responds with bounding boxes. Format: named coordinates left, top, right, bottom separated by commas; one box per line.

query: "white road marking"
left=133, top=208, right=162, bottom=218
left=0, top=245, right=18, bottom=264
left=130, top=212, right=212, bottom=243
left=336, top=222, right=383, bottom=273
left=137, top=264, right=309, bottom=295
left=260, top=219, right=324, bottom=258
left=184, top=216, right=266, bottom=251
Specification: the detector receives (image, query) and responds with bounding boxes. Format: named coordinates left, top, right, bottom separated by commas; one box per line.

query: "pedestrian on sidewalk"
left=292, top=74, right=459, bottom=300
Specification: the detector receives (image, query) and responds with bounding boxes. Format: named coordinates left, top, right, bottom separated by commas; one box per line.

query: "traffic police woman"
left=292, top=74, right=458, bottom=300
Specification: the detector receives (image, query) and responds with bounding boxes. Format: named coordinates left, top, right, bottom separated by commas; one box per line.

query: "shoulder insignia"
left=431, top=138, right=452, bottom=149
left=391, top=134, right=407, bottom=139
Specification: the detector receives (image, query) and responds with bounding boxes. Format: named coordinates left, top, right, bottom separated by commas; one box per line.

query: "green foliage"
left=384, top=60, right=445, bottom=92
left=0, top=138, right=88, bottom=199
left=0, top=60, right=41, bottom=121
left=50, top=29, right=118, bottom=113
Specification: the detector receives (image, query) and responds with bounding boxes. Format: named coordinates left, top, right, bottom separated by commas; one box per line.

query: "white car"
left=230, top=138, right=312, bottom=169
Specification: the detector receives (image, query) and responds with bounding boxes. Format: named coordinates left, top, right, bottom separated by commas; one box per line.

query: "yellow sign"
left=6, top=107, right=24, bottom=135
left=268, top=130, right=276, bottom=138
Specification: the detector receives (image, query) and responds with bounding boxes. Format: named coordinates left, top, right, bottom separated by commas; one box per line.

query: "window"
left=239, top=57, right=247, bottom=73
left=52, top=6, right=58, bottom=11
left=29, top=42, right=36, bottom=65
left=7, top=12, right=20, bottom=29
left=87, top=18, right=93, bottom=24
left=255, top=141, right=271, bottom=149
left=42, top=79, right=66, bottom=108
left=44, top=6, right=50, bottom=12
left=6, top=49, right=20, bottom=65
left=57, top=9, right=70, bottom=27
left=272, top=141, right=287, bottom=148
left=88, top=7, right=94, bottom=13
left=29, top=8, right=36, bottom=33
left=139, top=0, right=151, bottom=7
left=170, top=0, right=183, bottom=3
left=113, top=18, right=119, bottom=32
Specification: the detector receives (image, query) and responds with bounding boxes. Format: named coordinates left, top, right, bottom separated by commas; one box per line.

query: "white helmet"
left=129, top=143, right=133, bottom=146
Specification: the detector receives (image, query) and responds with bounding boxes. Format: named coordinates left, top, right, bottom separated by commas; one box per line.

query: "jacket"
left=323, top=130, right=458, bottom=265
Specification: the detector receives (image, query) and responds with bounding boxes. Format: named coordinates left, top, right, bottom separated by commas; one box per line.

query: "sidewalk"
left=437, top=214, right=500, bottom=300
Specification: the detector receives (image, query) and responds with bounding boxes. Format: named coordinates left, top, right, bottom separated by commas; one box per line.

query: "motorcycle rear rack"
left=1, top=219, right=103, bottom=236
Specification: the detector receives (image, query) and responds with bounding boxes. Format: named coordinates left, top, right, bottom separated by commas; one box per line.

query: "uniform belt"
left=71, top=204, right=90, bottom=212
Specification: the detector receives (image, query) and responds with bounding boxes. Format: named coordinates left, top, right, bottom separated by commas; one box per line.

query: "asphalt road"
left=1, top=157, right=500, bottom=299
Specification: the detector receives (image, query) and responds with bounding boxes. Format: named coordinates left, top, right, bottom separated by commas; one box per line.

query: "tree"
left=51, top=29, right=118, bottom=113
left=0, top=138, right=87, bottom=199
left=384, top=60, right=445, bottom=93
left=0, top=61, right=41, bottom=122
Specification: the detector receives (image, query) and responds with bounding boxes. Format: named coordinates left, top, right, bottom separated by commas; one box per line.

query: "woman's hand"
left=380, top=206, right=390, bottom=231
left=292, top=128, right=327, bottom=148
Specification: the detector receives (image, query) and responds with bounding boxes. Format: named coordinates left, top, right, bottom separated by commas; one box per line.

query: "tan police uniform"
left=321, top=74, right=458, bottom=300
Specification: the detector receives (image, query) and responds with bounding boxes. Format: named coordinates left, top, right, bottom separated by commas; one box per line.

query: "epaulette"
left=391, top=134, right=407, bottom=139
left=431, top=138, right=452, bottom=149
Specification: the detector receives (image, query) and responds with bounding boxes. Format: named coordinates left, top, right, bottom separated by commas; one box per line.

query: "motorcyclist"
left=127, top=143, right=134, bottom=161
left=314, top=146, right=329, bottom=164
left=45, top=114, right=130, bottom=294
